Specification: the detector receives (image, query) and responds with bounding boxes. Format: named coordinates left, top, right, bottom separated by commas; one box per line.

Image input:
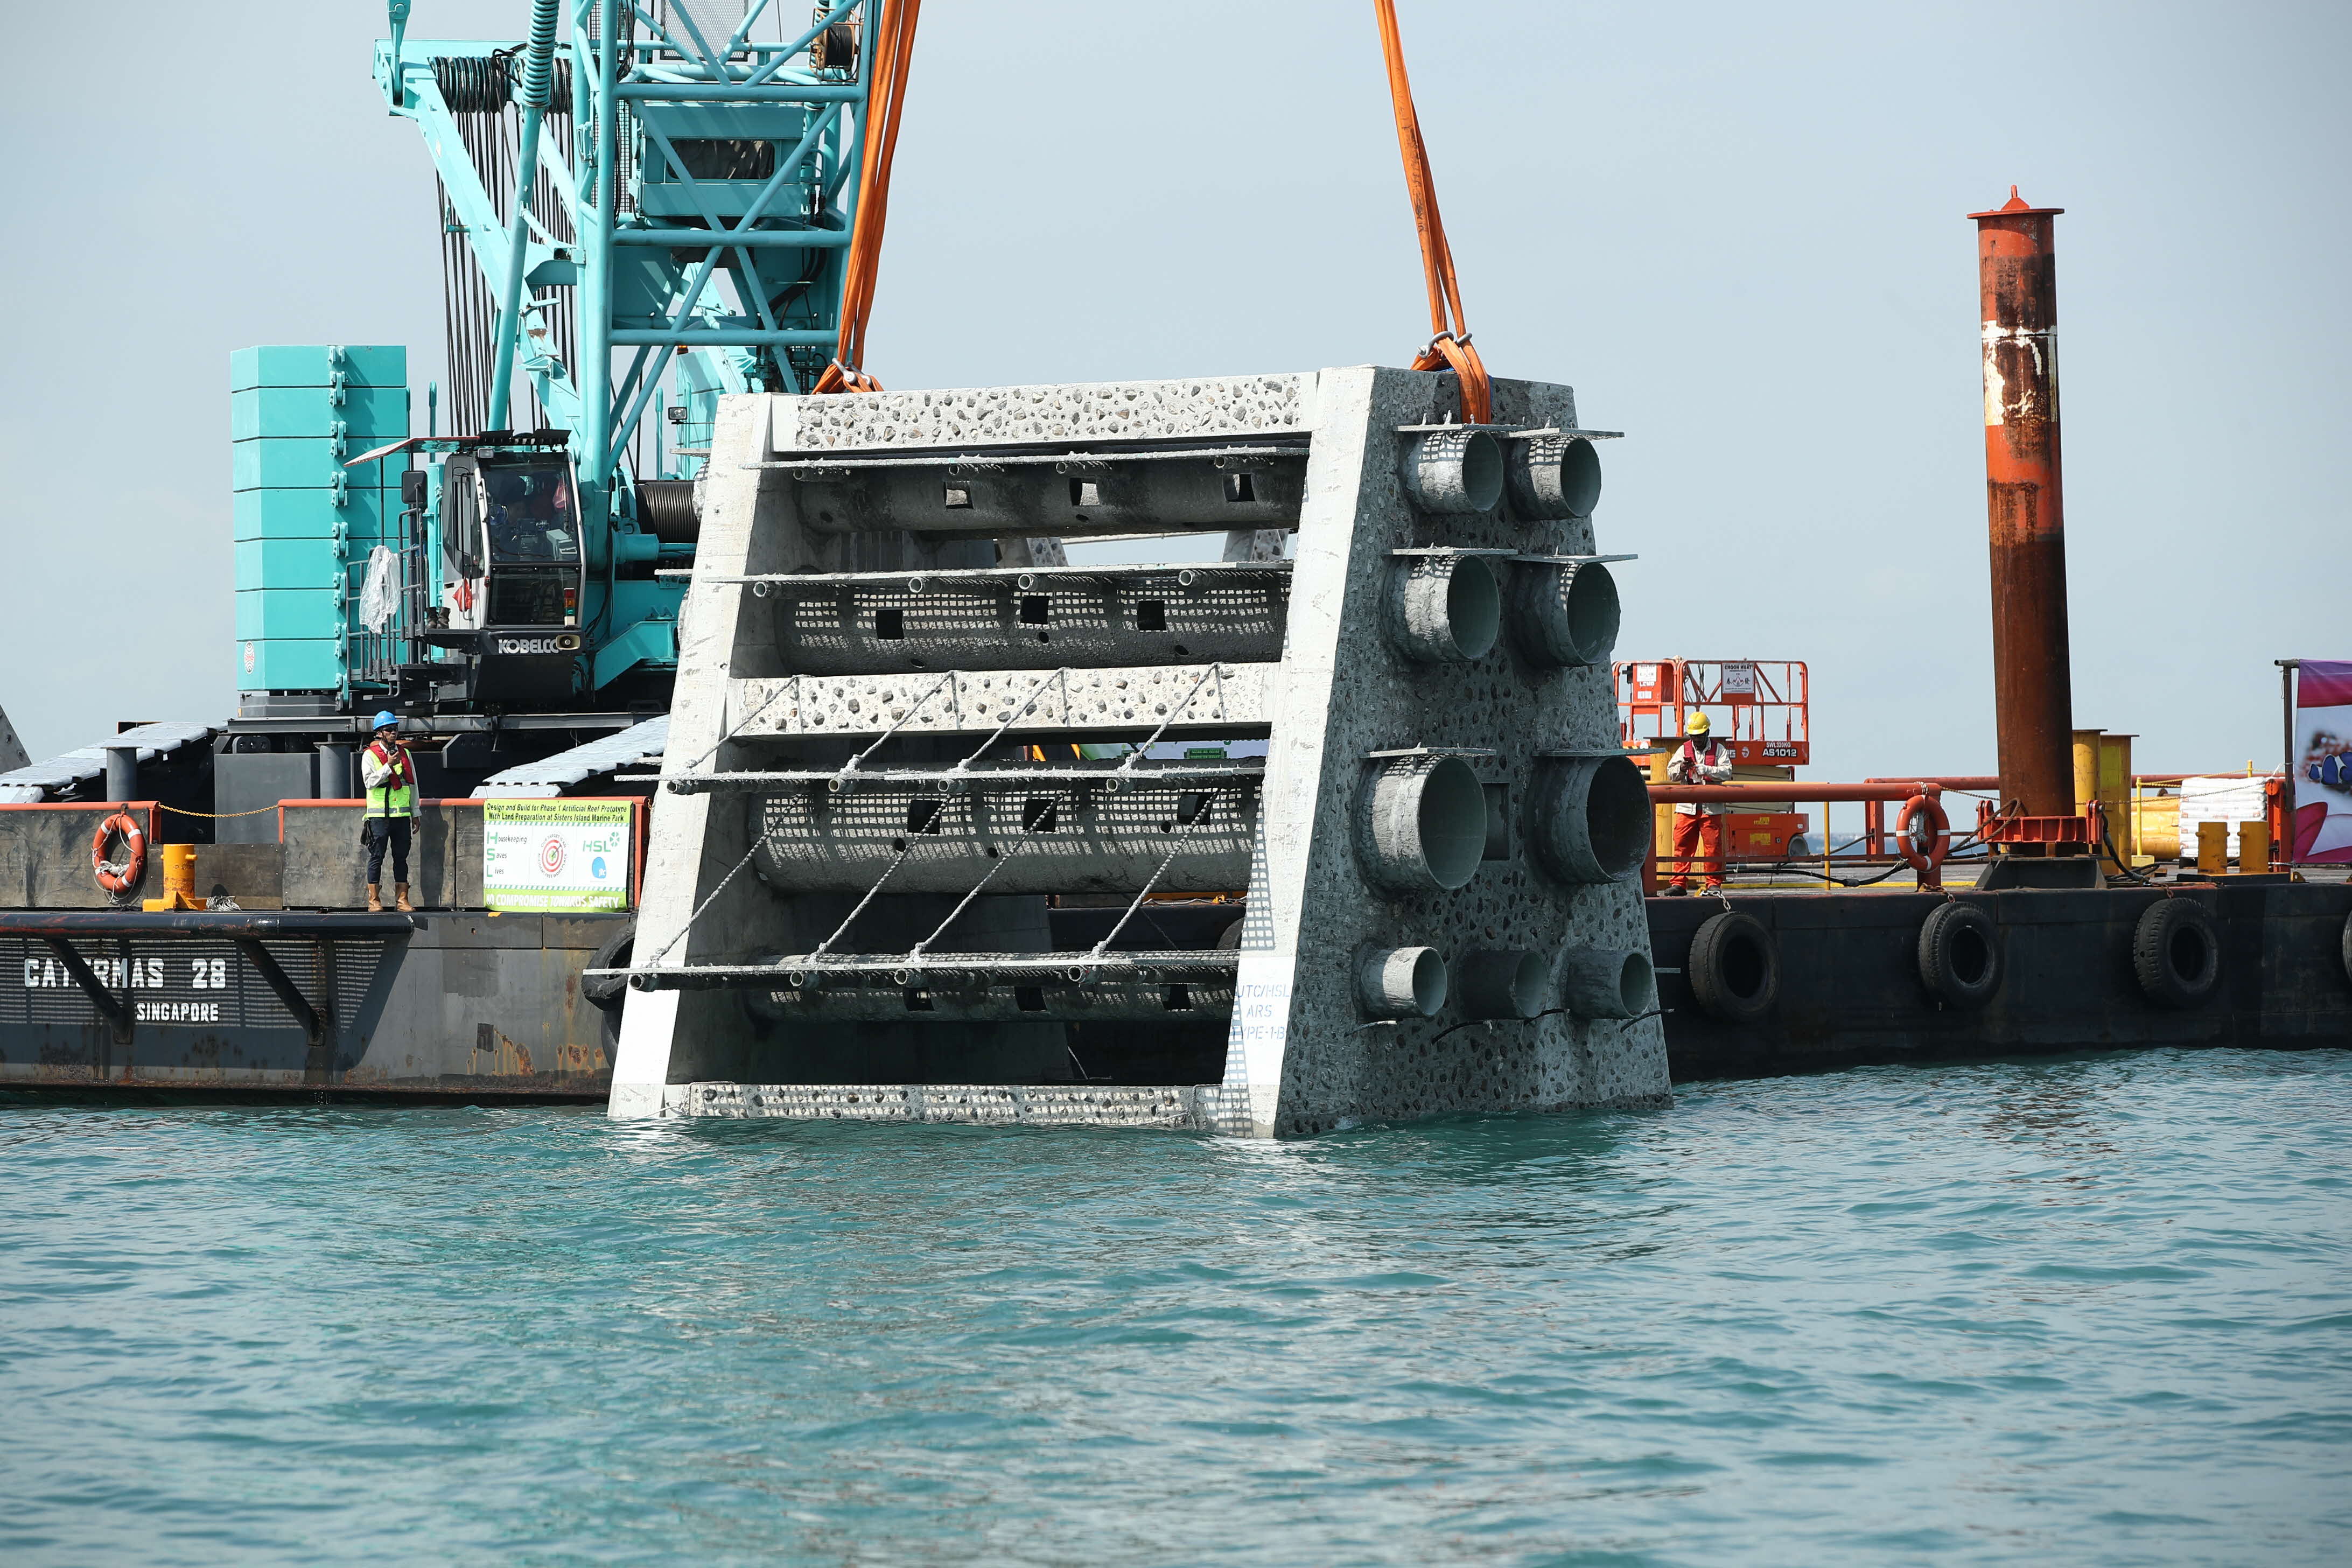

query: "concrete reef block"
left=1357, top=945, right=1447, bottom=1019
left=1506, top=433, right=1602, bottom=520
left=1355, top=754, right=1489, bottom=894
left=1527, top=754, right=1653, bottom=884
left=1509, top=559, right=1620, bottom=669
left=611, top=367, right=1669, bottom=1136
left=1384, top=555, right=1501, bottom=664
left=1398, top=428, right=1502, bottom=514
left=1558, top=946, right=1657, bottom=1020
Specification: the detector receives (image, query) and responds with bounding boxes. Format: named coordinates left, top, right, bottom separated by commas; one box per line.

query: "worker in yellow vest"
left=1665, top=711, right=1734, bottom=895
left=361, top=711, right=421, bottom=913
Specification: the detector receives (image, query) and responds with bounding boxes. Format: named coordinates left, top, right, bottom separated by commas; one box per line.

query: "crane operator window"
left=481, top=464, right=582, bottom=565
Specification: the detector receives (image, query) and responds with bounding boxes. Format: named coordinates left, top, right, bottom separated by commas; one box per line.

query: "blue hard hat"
left=372, top=710, right=400, bottom=731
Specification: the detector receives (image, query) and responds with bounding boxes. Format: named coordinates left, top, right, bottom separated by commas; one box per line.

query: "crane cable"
left=814, top=0, right=922, bottom=394
left=1373, top=0, right=1492, bottom=425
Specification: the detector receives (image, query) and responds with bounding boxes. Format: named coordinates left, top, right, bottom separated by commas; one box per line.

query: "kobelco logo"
left=493, top=634, right=582, bottom=655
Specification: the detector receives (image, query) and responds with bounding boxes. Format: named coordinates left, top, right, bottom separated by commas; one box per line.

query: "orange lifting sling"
left=1373, top=0, right=1492, bottom=425
left=814, top=0, right=923, bottom=395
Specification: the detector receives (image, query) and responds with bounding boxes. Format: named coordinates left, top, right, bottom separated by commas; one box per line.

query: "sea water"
left=2, top=1049, right=2346, bottom=1566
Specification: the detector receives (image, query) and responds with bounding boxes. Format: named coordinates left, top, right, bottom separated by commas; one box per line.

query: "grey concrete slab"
left=612, top=369, right=1669, bottom=1134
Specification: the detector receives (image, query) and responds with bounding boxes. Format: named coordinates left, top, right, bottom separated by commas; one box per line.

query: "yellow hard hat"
left=1687, top=712, right=1712, bottom=734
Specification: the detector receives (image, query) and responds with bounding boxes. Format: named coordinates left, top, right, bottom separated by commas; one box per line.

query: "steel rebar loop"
left=829, top=669, right=957, bottom=788
left=687, top=674, right=804, bottom=772
left=947, top=668, right=1068, bottom=775
left=1115, top=664, right=1228, bottom=775
left=906, top=790, right=1072, bottom=958
left=1086, top=783, right=1242, bottom=958
left=808, top=842, right=916, bottom=961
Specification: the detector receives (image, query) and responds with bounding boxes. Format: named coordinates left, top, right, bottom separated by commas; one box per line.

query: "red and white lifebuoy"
left=1897, top=793, right=1951, bottom=879
left=92, top=810, right=146, bottom=894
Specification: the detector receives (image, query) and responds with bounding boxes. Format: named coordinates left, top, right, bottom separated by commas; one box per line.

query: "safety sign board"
left=482, top=800, right=634, bottom=912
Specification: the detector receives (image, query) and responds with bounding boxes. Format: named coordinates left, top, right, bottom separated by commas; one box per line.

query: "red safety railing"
left=1618, top=659, right=1809, bottom=766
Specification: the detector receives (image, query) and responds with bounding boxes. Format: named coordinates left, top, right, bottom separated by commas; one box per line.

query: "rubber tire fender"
left=581, top=920, right=635, bottom=1011
left=1916, top=901, right=2001, bottom=1010
left=1687, top=909, right=1779, bottom=1024
left=2340, top=911, right=2351, bottom=990
left=2132, top=897, right=2221, bottom=1009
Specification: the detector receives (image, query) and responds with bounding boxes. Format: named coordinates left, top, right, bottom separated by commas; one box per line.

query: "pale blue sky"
left=2, top=1, right=2342, bottom=782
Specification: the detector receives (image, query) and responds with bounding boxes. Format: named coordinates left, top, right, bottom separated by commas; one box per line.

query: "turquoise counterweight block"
left=237, top=638, right=341, bottom=692
left=235, top=537, right=343, bottom=592
left=236, top=589, right=345, bottom=643
left=232, top=386, right=409, bottom=441
left=234, top=489, right=388, bottom=541
left=234, top=438, right=406, bottom=492
left=230, top=345, right=407, bottom=391
left=591, top=617, right=678, bottom=690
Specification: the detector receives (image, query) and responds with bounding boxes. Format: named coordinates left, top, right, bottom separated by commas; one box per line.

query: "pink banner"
left=2294, top=660, right=2352, bottom=863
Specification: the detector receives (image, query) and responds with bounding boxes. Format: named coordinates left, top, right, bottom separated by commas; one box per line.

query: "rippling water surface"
left=3, top=1049, right=2347, bottom=1565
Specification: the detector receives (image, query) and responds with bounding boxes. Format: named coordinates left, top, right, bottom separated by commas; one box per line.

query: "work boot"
left=1663, top=884, right=1690, bottom=897
left=394, top=882, right=415, bottom=913
left=366, top=883, right=383, bottom=913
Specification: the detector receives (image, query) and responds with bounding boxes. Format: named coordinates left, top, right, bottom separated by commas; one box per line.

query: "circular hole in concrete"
left=1586, top=757, right=1654, bottom=881
left=1445, top=557, right=1502, bottom=660
left=1406, top=948, right=1447, bottom=1017
left=1560, top=437, right=1602, bottom=517
left=1418, top=757, right=1489, bottom=890
left=1560, top=562, right=1620, bottom=664
left=1618, top=950, right=1657, bottom=1016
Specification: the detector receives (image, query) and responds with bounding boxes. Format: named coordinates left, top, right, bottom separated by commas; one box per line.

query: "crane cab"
left=432, top=451, right=586, bottom=705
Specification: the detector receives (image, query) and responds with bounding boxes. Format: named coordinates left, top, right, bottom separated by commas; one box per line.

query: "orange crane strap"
left=1372, top=0, right=1491, bottom=425
left=814, top=0, right=923, bottom=395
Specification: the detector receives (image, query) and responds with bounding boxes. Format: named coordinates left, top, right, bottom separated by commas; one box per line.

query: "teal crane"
left=338, top=1, right=882, bottom=708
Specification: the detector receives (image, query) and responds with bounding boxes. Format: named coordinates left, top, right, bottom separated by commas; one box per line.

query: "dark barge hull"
left=4, top=886, right=2344, bottom=1104
left=0, top=909, right=620, bottom=1101
left=1649, top=881, right=2352, bottom=1080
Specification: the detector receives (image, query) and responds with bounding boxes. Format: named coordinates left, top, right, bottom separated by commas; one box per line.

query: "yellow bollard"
left=142, top=843, right=200, bottom=912
left=2238, top=819, right=2272, bottom=874
left=2195, top=820, right=2228, bottom=877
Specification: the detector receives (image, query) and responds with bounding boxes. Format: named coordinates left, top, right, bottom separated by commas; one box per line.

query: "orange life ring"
left=93, top=810, right=146, bottom=894
left=1897, top=793, right=1951, bottom=878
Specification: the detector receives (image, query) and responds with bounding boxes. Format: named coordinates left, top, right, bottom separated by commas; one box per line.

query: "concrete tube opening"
left=1457, top=948, right=1549, bottom=1020
left=1356, top=755, right=1489, bottom=893
left=1558, top=946, right=1657, bottom=1020
left=1398, top=429, right=1503, bottom=515
left=1384, top=555, right=1501, bottom=663
left=1357, top=944, right=1447, bottom=1019
left=1504, top=435, right=1603, bottom=520
left=1509, top=560, right=1621, bottom=669
left=1527, top=754, right=1653, bottom=884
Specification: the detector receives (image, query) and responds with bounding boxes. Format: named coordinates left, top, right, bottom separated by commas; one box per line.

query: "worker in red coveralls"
left=1665, top=711, right=1734, bottom=895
